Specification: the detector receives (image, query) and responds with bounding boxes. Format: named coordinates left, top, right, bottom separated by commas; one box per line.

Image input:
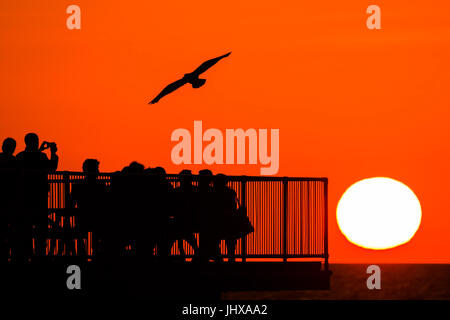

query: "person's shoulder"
left=16, top=151, right=25, bottom=159
left=1, top=154, right=18, bottom=163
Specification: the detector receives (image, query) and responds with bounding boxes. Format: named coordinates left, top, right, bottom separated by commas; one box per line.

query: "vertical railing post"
left=60, top=171, right=71, bottom=256
left=240, top=177, right=247, bottom=262
left=63, top=171, right=70, bottom=209
left=283, top=178, right=288, bottom=262
left=324, top=178, right=329, bottom=271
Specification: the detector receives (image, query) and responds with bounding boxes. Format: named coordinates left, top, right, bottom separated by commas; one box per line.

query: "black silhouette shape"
left=0, top=129, right=331, bottom=299
left=69, top=159, right=108, bottom=256
left=171, top=169, right=199, bottom=260
left=149, top=52, right=231, bottom=104
left=108, top=161, right=147, bottom=259
left=0, top=133, right=256, bottom=267
left=213, top=173, right=251, bottom=262
left=196, top=169, right=217, bottom=262
left=0, top=138, right=16, bottom=166
left=16, top=133, right=58, bottom=257
left=0, top=138, right=17, bottom=261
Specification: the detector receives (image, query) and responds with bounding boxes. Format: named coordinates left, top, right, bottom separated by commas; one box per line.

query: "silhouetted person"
left=145, top=167, right=176, bottom=260
left=109, top=161, right=147, bottom=258
left=133, top=167, right=163, bottom=259
left=16, top=133, right=58, bottom=258
left=213, top=174, right=239, bottom=262
left=172, top=170, right=199, bottom=260
left=196, top=169, right=219, bottom=262
left=70, top=159, right=108, bottom=256
left=0, top=138, right=17, bottom=261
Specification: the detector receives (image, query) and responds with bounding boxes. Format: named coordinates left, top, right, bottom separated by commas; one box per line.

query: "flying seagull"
left=149, top=52, right=231, bottom=104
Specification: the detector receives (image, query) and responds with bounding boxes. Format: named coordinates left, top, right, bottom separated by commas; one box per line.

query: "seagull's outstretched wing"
left=149, top=78, right=188, bottom=104
left=192, top=52, right=231, bottom=76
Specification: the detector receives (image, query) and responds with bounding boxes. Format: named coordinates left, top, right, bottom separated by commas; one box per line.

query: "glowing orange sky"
left=1, top=1, right=450, bottom=263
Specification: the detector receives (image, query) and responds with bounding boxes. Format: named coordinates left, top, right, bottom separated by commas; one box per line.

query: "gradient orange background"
left=1, top=1, right=449, bottom=263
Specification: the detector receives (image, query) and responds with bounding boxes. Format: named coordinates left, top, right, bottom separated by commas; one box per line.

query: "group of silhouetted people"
left=0, top=133, right=58, bottom=262
left=0, top=134, right=253, bottom=264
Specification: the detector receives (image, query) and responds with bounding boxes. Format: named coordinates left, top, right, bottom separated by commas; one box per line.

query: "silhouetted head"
left=123, top=161, right=145, bottom=173
left=153, top=166, right=166, bottom=180
left=24, top=133, right=39, bottom=151
left=199, top=169, right=212, bottom=176
left=154, top=166, right=166, bottom=176
left=2, top=137, right=16, bottom=155
left=82, top=159, right=100, bottom=176
left=179, top=169, right=193, bottom=188
left=199, top=169, right=213, bottom=188
left=214, top=174, right=228, bottom=189
left=144, top=167, right=154, bottom=174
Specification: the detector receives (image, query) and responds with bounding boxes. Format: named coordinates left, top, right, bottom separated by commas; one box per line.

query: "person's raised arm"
left=49, top=143, right=58, bottom=172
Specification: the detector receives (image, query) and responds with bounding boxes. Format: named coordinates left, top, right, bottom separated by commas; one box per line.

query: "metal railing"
left=46, top=172, right=329, bottom=268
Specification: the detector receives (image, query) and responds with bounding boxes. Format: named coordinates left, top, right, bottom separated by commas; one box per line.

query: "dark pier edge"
left=0, top=259, right=332, bottom=299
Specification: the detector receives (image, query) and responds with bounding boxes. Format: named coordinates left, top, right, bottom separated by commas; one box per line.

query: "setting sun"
left=337, top=177, right=422, bottom=250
